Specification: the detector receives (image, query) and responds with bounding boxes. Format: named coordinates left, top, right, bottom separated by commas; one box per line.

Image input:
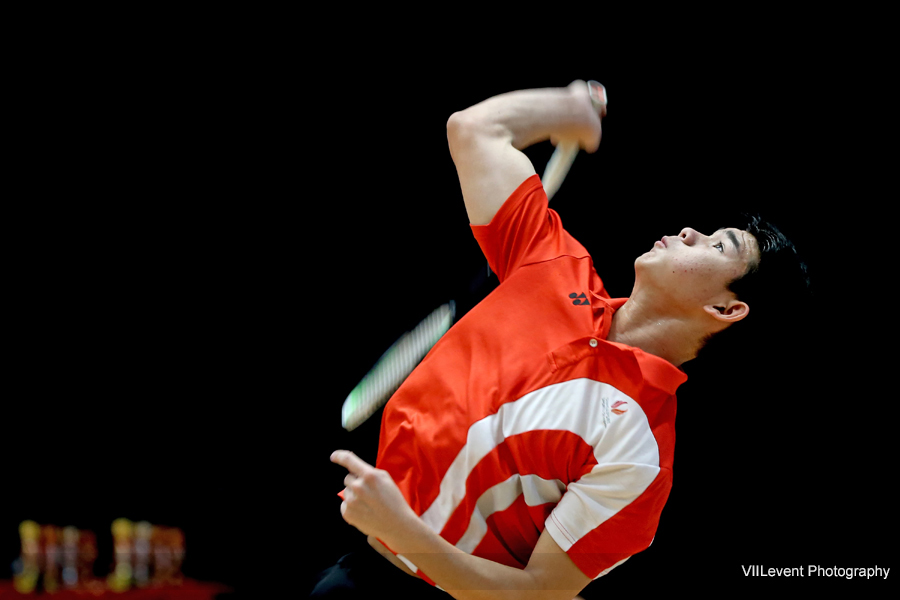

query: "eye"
left=713, top=242, right=724, bottom=253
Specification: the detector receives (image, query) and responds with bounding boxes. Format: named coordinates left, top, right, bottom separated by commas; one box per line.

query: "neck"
left=607, top=295, right=710, bottom=368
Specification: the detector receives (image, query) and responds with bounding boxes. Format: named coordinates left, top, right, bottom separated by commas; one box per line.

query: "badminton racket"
left=340, top=81, right=607, bottom=431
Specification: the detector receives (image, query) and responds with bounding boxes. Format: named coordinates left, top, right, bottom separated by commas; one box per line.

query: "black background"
left=4, top=16, right=893, bottom=597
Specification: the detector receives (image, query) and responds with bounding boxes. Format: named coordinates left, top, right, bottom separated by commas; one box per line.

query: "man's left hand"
left=331, top=450, right=419, bottom=546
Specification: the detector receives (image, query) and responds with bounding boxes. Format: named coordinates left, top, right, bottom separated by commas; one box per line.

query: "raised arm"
left=446, top=81, right=607, bottom=225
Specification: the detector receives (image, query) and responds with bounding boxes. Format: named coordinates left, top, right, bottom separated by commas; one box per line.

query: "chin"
left=633, top=252, right=655, bottom=269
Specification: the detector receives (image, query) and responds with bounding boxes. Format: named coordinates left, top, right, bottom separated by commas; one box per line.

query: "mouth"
left=655, top=237, right=667, bottom=248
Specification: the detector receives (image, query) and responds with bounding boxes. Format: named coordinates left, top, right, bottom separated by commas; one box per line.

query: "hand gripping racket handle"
left=542, top=80, right=607, bottom=201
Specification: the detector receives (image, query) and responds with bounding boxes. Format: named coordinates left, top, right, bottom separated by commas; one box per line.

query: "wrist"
left=381, top=510, right=436, bottom=556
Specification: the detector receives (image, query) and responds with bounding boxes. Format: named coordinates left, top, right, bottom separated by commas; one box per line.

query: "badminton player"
left=311, top=80, right=808, bottom=598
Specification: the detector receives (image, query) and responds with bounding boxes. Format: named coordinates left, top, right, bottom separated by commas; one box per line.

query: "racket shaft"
left=542, top=142, right=578, bottom=200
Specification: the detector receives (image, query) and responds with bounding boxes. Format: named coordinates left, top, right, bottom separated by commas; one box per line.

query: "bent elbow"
left=446, top=109, right=504, bottom=162
left=446, top=110, right=476, bottom=147
left=446, top=110, right=473, bottom=163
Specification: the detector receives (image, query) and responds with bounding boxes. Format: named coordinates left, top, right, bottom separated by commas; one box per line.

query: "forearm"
left=449, top=84, right=601, bottom=153
left=386, top=517, right=543, bottom=600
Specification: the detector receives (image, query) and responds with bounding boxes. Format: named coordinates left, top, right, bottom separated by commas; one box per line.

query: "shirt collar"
left=630, top=346, right=688, bottom=395
left=603, top=296, right=688, bottom=395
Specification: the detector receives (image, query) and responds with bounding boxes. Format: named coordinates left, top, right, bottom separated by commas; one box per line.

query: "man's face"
left=634, top=227, right=760, bottom=314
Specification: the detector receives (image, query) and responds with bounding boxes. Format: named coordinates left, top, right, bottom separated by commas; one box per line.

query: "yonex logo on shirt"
left=569, top=292, right=590, bottom=306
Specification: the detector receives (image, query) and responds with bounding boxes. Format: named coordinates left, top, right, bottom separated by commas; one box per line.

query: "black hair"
left=730, top=214, right=810, bottom=312
left=694, top=213, right=812, bottom=367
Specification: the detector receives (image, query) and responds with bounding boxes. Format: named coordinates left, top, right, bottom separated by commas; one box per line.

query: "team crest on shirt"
left=600, top=397, right=629, bottom=426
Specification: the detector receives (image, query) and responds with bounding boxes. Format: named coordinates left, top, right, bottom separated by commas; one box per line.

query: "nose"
left=678, top=227, right=699, bottom=245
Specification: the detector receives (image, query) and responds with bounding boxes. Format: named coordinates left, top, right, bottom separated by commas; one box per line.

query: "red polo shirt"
left=375, top=174, right=687, bottom=583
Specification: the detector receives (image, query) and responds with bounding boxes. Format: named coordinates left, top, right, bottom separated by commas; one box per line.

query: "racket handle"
left=587, top=80, right=607, bottom=110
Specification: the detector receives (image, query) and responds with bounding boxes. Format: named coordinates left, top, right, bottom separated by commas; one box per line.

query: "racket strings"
left=341, top=302, right=455, bottom=431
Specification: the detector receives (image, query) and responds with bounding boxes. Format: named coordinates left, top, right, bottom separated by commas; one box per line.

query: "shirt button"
left=589, top=339, right=598, bottom=347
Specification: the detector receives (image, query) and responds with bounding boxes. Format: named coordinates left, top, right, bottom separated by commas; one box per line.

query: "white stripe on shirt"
left=420, top=378, right=661, bottom=551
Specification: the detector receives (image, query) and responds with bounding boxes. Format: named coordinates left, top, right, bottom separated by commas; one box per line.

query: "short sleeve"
left=470, top=174, right=590, bottom=282
left=541, top=390, right=673, bottom=580
left=545, top=466, right=672, bottom=579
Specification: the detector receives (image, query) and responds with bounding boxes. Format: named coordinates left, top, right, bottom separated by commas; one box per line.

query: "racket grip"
left=587, top=80, right=607, bottom=110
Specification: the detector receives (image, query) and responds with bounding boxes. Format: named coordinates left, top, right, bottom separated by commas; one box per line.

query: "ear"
left=703, top=299, right=750, bottom=324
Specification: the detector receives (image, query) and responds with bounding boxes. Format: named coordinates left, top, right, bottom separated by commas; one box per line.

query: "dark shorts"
left=308, top=543, right=449, bottom=598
